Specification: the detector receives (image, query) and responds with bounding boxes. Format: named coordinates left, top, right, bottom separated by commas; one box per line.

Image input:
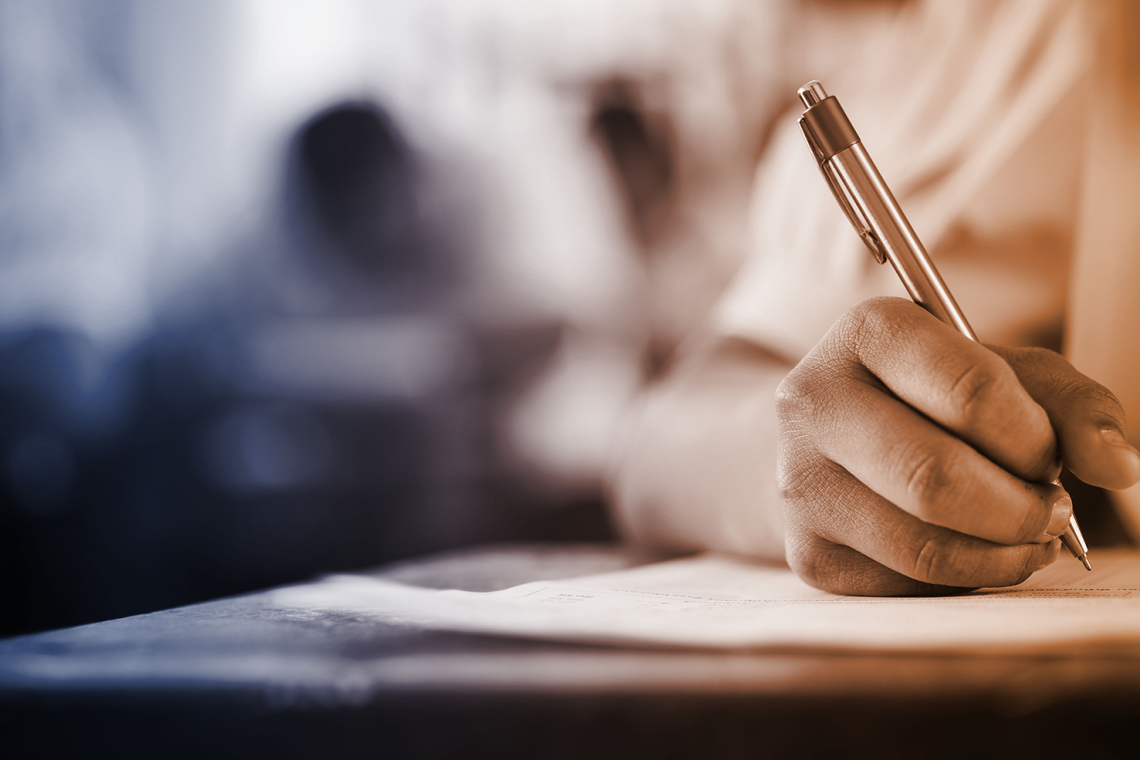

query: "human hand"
left=776, top=297, right=1140, bottom=595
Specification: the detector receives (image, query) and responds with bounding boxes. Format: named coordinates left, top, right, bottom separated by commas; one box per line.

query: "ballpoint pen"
left=796, top=79, right=1092, bottom=571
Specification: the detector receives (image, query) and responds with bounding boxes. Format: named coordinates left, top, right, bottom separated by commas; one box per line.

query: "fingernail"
left=1044, top=490, right=1073, bottom=539
left=1102, top=429, right=1140, bottom=477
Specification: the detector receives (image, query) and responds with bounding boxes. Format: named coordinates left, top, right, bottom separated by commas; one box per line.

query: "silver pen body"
left=797, top=80, right=1090, bottom=569
left=827, top=143, right=978, bottom=341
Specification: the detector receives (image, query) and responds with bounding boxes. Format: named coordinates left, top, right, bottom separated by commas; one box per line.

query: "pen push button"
left=798, top=94, right=860, bottom=162
left=797, top=82, right=886, bottom=265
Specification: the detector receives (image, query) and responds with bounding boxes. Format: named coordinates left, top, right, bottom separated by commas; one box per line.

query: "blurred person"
left=610, top=0, right=1140, bottom=595
left=0, top=0, right=683, bottom=632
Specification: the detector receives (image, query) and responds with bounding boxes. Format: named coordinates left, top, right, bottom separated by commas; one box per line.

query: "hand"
left=776, top=297, right=1140, bottom=595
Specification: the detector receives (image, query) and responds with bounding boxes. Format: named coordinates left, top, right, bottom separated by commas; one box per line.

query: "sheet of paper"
left=271, top=549, right=1140, bottom=654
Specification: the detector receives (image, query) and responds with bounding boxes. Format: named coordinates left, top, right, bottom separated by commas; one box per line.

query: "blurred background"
left=0, top=0, right=783, bottom=636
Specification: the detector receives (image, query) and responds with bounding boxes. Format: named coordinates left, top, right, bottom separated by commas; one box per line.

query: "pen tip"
left=1080, top=555, right=1092, bottom=572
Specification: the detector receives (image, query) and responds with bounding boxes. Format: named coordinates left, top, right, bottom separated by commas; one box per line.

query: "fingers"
left=787, top=532, right=1062, bottom=596
left=776, top=297, right=1073, bottom=595
left=796, top=369, right=1071, bottom=545
left=835, top=298, right=1058, bottom=483
left=992, top=346, right=1140, bottom=491
left=786, top=530, right=965, bottom=596
left=781, top=453, right=1059, bottom=595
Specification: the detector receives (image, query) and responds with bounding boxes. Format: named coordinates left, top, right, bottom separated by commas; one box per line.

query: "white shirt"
left=716, top=0, right=1092, bottom=361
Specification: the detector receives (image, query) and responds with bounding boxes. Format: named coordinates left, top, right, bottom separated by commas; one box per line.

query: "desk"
left=4, top=544, right=1140, bottom=759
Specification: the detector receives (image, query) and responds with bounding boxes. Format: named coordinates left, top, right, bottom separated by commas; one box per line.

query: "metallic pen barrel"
left=797, top=82, right=976, bottom=338
left=827, top=143, right=979, bottom=340
left=797, top=80, right=1091, bottom=570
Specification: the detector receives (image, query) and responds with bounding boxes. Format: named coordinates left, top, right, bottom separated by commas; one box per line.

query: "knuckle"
left=909, top=534, right=1040, bottom=588
left=911, top=535, right=950, bottom=583
left=785, top=531, right=842, bottom=592
left=945, top=355, right=1011, bottom=429
left=775, top=364, right=839, bottom=448
left=1069, top=380, right=1126, bottom=426
left=840, top=297, right=902, bottom=354
left=774, top=370, right=812, bottom=420
left=774, top=377, right=820, bottom=495
left=776, top=452, right=836, bottom=511
left=784, top=531, right=817, bottom=579
left=908, top=534, right=969, bottom=586
left=775, top=453, right=811, bottom=504
left=900, top=444, right=960, bottom=520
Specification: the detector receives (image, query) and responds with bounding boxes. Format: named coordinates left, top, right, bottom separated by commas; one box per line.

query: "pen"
left=796, top=80, right=1091, bottom=571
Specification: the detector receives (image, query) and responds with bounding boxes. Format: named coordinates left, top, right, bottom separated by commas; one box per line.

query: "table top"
left=5, top=543, right=1140, bottom=759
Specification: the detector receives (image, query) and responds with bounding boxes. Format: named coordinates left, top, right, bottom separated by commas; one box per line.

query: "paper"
left=271, top=549, right=1140, bottom=654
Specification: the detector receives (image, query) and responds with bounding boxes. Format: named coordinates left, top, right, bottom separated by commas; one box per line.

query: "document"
left=271, top=550, right=1140, bottom=653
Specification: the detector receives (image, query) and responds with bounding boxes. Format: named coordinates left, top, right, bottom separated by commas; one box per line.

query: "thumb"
left=990, top=346, right=1140, bottom=491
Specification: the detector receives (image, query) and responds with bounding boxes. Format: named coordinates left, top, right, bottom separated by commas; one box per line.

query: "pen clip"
left=799, top=117, right=887, bottom=265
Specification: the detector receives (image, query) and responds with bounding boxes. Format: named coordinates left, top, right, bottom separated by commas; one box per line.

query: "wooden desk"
left=4, top=544, right=1140, bottom=759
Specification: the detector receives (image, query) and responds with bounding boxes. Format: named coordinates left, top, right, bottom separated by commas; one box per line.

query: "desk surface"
left=5, top=543, right=1140, bottom=759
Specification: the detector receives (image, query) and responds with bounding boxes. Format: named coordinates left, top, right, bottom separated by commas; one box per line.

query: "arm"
left=609, top=336, right=793, bottom=561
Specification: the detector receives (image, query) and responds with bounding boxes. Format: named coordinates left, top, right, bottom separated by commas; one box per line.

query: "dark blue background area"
left=0, top=101, right=615, bottom=637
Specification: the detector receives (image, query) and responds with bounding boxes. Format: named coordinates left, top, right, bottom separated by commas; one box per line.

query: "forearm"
left=607, top=337, right=793, bottom=560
